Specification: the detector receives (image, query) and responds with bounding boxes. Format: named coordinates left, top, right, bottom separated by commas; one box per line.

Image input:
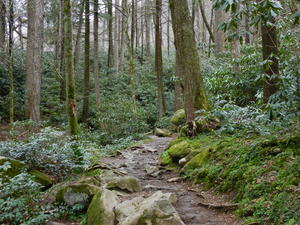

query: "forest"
left=0, top=0, right=299, bottom=224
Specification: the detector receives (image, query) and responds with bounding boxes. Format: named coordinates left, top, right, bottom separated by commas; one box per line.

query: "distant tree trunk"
left=140, top=0, right=144, bottom=60
left=131, top=0, right=135, bottom=55
left=59, top=0, right=65, bottom=101
left=135, top=0, right=139, bottom=50
left=114, top=0, right=120, bottom=71
left=63, top=0, right=78, bottom=135
left=199, top=0, right=214, bottom=42
left=155, top=0, right=166, bottom=118
left=107, top=0, right=114, bottom=72
left=74, top=0, right=84, bottom=73
left=244, top=4, right=250, bottom=45
left=8, top=0, right=13, bottom=123
left=82, top=0, right=90, bottom=122
left=18, top=17, right=24, bottom=50
left=119, top=0, right=127, bottom=71
left=214, top=8, right=225, bottom=54
left=145, top=0, right=151, bottom=57
left=26, top=0, right=44, bottom=122
left=0, top=0, right=5, bottom=53
left=94, top=0, right=100, bottom=108
left=261, top=17, right=279, bottom=103
left=167, top=7, right=170, bottom=56
left=170, top=0, right=208, bottom=125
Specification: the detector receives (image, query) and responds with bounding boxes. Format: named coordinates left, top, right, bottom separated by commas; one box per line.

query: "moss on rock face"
left=167, top=140, right=191, bottom=161
left=160, top=151, right=173, bottom=165
left=29, top=169, right=53, bottom=187
left=154, top=128, right=172, bottom=137
left=87, top=189, right=119, bottom=225
left=0, top=156, right=26, bottom=178
left=171, top=109, right=186, bottom=126
left=182, top=147, right=212, bottom=172
left=106, top=176, right=142, bottom=193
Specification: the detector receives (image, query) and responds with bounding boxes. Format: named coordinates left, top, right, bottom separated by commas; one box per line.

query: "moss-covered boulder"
left=105, top=176, right=142, bottom=193
left=195, top=117, right=221, bottom=133
left=87, top=189, right=119, bottom=225
left=160, top=151, right=173, bottom=165
left=182, top=147, right=212, bottom=172
left=56, top=183, right=102, bottom=206
left=171, top=109, right=186, bottom=126
left=167, top=140, right=191, bottom=161
left=0, top=156, right=26, bottom=178
left=29, top=169, right=52, bottom=187
left=154, top=128, right=172, bottom=137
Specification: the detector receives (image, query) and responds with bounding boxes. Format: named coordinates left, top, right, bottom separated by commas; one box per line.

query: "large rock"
left=106, top=176, right=142, bottom=193
left=87, top=188, right=119, bottom=225
left=171, top=109, right=186, bottom=127
left=182, top=147, right=212, bottom=172
left=115, top=191, right=185, bottom=225
left=167, top=141, right=191, bottom=161
left=29, top=169, right=52, bottom=187
left=154, top=128, right=172, bottom=137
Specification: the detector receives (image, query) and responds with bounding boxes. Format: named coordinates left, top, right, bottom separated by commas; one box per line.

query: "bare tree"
left=94, top=0, right=100, bottom=108
left=25, top=0, right=44, bottom=122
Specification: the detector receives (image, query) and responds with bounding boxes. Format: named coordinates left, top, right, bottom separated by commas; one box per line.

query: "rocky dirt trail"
left=101, top=136, right=240, bottom=225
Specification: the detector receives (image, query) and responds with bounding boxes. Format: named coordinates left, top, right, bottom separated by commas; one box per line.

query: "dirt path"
left=101, top=136, right=240, bottom=225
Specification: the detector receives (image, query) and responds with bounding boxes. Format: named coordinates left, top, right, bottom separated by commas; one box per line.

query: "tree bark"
left=0, top=0, right=5, bottom=52
left=214, top=8, right=225, bottom=54
left=169, top=0, right=208, bottom=124
left=261, top=18, right=279, bottom=103
left=8, top=0, right=13, bottom=123
left=63, top=0, right=79, bottom=135
left=82, top=0, right=90, bottom=122
left=155, top=0, right=166, bottom=118
left=174, top=50, right=183, bottom=111
left=26, top=0, right=44, bottom=122
left=144, top=0, right=151, bottom=57
left=114, top=0, right=120, bottom=71
left=107, top=0, right=114, bottom=72
left=74, top=0, right=84, bottom=73
left=94, top=0, right=100, bottom=108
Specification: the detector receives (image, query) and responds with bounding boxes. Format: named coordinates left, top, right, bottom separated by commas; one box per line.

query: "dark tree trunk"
left=261, top=18, right=279, bottom=103
left=107, top=0, right=114, bottom=71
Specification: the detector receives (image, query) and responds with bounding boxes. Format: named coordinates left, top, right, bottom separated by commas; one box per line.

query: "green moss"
left=167, top=140, right=191, bottom=161
left=170, top=109, right=186, bottom=126
left=182, top=147, right=212, bottom=172
left=0, top=156, right=26, bottom=178
left=160, top=151, right=173, bottom=165
left=29, top=169, right=52, bottom=187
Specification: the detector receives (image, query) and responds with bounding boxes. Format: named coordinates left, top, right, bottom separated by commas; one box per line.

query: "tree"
left=63, top=0, right=79, bottom=135
left=199, top=0, right=214, bottom=42
left=155, top=0, right=166, bottom=118
left=107, top=0, right=114, bottom=72
left=94, top=0, right=100, bottom=108
left=0, top=0, right=5, bottom=52
left=169, top=0, right=208, bottom=128
left=82, top=0, right=90, bottom=122
left=214, top=8, right=225, bottom=54
left=74, top=0, right=85, bottom=73
left=8, top=0, right=13, bottom=124
left=25, top=0, right=44, bottom=122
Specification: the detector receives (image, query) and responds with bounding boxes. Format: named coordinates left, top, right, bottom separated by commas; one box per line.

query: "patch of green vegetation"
left=165, top=131, right=300, bottom=224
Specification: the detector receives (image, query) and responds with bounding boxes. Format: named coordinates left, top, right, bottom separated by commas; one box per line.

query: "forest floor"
left=98, top=135, right=241, bottom=225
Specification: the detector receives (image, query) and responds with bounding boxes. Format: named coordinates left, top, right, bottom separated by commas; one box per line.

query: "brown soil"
left=100, top=136, right=242, bottom=225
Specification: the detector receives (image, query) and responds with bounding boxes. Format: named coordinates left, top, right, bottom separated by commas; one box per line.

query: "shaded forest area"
left=0, top=0, right=299, bottom=224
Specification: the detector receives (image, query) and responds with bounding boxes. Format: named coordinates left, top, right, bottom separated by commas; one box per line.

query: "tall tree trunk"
left=59, top=0, right=65, bottom=101
left=119, top=0, right=127, bottom=71
left=214, top=8, right=225, bottom=54
left=94, top=0, right=100, bottom=108
left=114, top=0, right=120, bottom=71
left=63, top=0, right=78, bottom=135
left=0, top=0, right=5, bottom=53
left=26, top=0, right=44, bottom=122
left=107, top=0, right=114, bottom=72
left=8, top=0, right=13, bottom=124
left=131, top=0, right=135, bottom=55
left=261, top=18, right=279, bottom=103
left=145, top=0, right=151, bottom=57
left=167, top=6, right=170, bottom=56
left=155, top=0, right=166, bottom=118
left=170, top=0, right=208, bottom=126
left=174, top=50, right=183, bottom=111
left=74, top=0, right=84, bottom=73
left=82, top=0, right=90, bottom=122
left=244, top=4, right=250, bottom=45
